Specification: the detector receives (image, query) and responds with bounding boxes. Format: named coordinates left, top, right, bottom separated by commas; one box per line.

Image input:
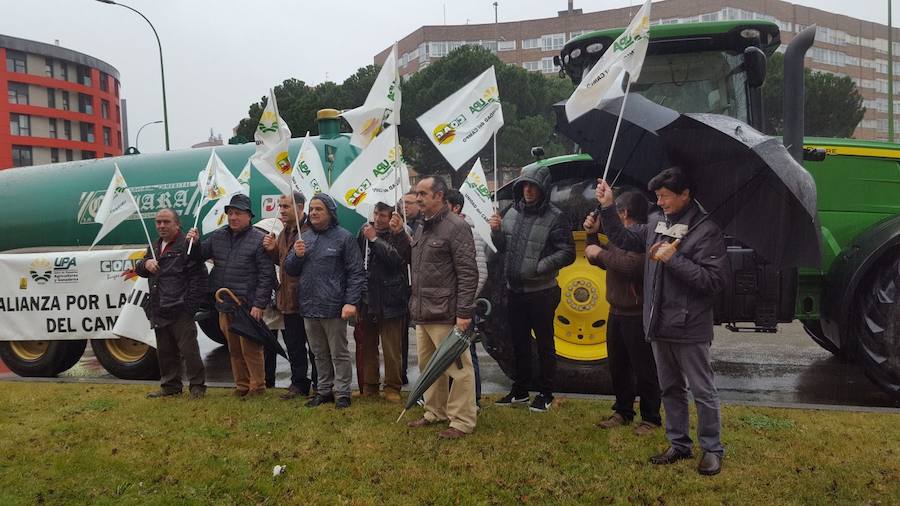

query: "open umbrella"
left=555, top=96, right=821, bottom=268
left=396, top=299, right=491, bottom=423
left=215, top=288, right=287, bottom=358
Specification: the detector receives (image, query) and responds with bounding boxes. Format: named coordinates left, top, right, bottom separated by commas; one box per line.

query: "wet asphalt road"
left=4, top=321, right=899, bottom=409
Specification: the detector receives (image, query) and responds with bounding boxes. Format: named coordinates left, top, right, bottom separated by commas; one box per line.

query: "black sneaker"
left=529, top=394, right=553, bottom=412
left=495, top=392, right=530, bottom=406
left=335, top=396, right=351, bottom=409
left=305, top=393, right=335, bottom=407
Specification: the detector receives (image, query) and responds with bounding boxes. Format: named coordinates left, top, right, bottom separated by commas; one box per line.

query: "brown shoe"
left=280, top=386, right=303, bottom=400
left=232, top=389, right=248, bottom=398
left=438, top=427, right=467, bottom=440
left=634, top=421, right=660, bottom=436
left=383, top=390, right=402, bottom=403
left=650, top=446, right=693, bottom=465
left=407, top=417, right=442, bottom=428
left=189, top=387, right=206, bottom=400
left=146, top=389, right=181, bottom=399
left=241, top=389, right=265, bottom=400
left=596, top=413, right=630, bottom=429
left=698, top=452, right=723, bottom=476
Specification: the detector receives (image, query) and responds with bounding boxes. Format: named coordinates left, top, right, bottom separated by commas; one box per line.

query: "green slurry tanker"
left=0, top=109, right=363, bottom=379
left=478, top=21, right=900, bottom=400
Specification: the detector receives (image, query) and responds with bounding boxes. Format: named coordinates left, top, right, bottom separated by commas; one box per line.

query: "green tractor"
left=479, top=21, right=900, bottom=399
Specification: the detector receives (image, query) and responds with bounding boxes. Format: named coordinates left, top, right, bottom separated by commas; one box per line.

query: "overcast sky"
left=2, top=0, right=894, bottom=152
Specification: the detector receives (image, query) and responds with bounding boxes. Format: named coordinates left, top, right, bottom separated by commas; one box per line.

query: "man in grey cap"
left=187, top=193, right=276, bottom=397
left=284, top=193, right=365, bottom=409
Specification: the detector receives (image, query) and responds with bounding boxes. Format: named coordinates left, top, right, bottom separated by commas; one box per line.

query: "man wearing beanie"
left=285, top=193, right=366, bottom=409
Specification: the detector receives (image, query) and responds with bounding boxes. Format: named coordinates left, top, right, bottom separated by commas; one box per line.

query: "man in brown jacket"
left=584, top=190, right=661, bottom=435
left=406, top=176, right=479, bottom=439
left=262, top=191, right=316, bottom=398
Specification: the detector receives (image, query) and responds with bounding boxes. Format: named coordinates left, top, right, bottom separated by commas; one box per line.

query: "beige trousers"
left=416, top=323, right=477, bottom=433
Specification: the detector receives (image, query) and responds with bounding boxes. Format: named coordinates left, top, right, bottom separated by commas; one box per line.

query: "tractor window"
left=631, top=51, right=748, bottom=123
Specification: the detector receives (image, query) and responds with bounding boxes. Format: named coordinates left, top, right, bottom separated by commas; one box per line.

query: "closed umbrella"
left=215, top=288, right=287, bottom=358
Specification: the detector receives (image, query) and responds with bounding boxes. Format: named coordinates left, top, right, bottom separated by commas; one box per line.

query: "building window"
left=62, top=91, right=70, bottom=111
left=523, top=60, right=541, bottom=71
left=80, top=122, right=95, bottom=143
left=117, top=131, right=122, bottom=149
left=541, top=33, right=566, bottom=51
left=101, top=100, right=110, bottom=119
left=65, top=149, right=73, bottom=161
left=428, top=41, right=449, bottom=58
left=78, top=93, right=93, bottom=115
left=12, top=145, right=32, bottom=167
left=541, top=57, right=558, bottom=73
left=51, top=148, right=59, bottom=163
left=115, top=105, right=121, bottom=124
left=103, top=126, right=111, bottom=146
left=45, top=58, right=55, bottom=78
left=114, top=79, right=119, bottom=97
left=49, top=118, right=57, bottom=139
left=47, top=88, right=56, bottom=108
left=81, top=150, right=96, bottom=160
left=6, top=50, right=26, bottom=73
left=60, top=62, right=68, bottom=81
left=63, top=120, right=72, bottom=140
left=77, top=65, right=92, bottom=87
left=8, top=82, right=29, bottom=105
left=99, top=71, right=109, bottom=92
left=10, top=113, right=31, bottom=136
left=569, top=30, right=585, bottom=40
left=498, top=40, right=517, bottom=51
left=522, top=37, right=541, bottom=49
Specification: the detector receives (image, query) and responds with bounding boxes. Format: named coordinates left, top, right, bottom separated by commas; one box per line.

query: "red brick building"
left=377, top=0, right=900, bottom=141
left=1, top=34, right=123, bottom=169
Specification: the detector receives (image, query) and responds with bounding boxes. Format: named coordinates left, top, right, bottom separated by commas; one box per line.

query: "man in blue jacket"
left=285, top=193, right=365, bottom=409
left=596, top=167, right=728, bottom=476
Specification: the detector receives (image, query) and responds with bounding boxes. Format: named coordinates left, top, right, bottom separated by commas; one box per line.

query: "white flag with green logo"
left=201, top=160, right=248, bottom=235
left=249, top=88, right=293, bottom=194
left=291, top=132, right=329, bottom=211
left=459, top=159, right=497, bottom=252
left=565, top=0, right=651, bottom=121
left=194, top=150, right=234, bottom=216
left=342, top=43, right=401, bottom=150
left=91, top=164, right=140, bottom=247
left=416, top=66, right=504, bottom=171
left=329, top=125, right=405, bottom=219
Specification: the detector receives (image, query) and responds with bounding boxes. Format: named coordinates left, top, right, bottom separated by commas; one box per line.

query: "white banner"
left=249, top=89, right=293, bottom=194
left=342, top=43, right=400, bottom=149
left=0, top=249, right=154, bottom=346
left=329, top=125, right=406, bottom=218
left=201, top=161, right=250, bottom=235
left=459, top=159, right=497, bottom=252
left=564, top=0, right=651, bottom=121
left=291, top=132, right=329, bottom=211
left=416, top=66, right=504, bottom=170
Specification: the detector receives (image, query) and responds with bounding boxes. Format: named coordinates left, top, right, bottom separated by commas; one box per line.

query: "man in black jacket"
left=186, top=193, right=276, bottom=398
left=489, top=164, right=576, bottom=412
left=355, top=202, right=410, bottom=402
left=597, top=167, right=728, bottom=476
left=136, top=208, right=207, bottom=399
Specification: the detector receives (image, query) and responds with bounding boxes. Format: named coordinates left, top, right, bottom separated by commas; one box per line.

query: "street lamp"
left=135, top=120, right=163, bottom=153
left=96, top=0, right=170, bottom=151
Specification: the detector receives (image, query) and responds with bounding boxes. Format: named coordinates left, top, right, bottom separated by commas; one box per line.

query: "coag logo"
left=433, top=114, right=467, bottom=145
left=112, top=251, right=145, bottom=281
left=344, top=179, right=372, bottom=207
left=276, top=152, right=291, bottom=175
left=29, top=258, right=52, bottom=285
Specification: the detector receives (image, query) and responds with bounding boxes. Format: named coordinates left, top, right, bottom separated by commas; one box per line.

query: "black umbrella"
left=215, top=288, right=287, bottom=358
left=555, top=96, right=821, bottom=268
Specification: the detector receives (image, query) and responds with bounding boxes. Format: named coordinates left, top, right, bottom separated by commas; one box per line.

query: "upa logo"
left=466, top=172, right=491, bottom=199
left=52, top=256, right=79, bottom=284
left=297, top=159, right=311, bottom=176
left=613, top=14, right=648, bottom=53
left=469, top=86, right=500, bottom=114
left=433, top=114, right=467, bottom=145
left=29, top=258, right=52, bottom=285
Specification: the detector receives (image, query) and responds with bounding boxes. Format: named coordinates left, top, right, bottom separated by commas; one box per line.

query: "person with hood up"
left=284, top=193, right=366, bottom=409
left=489, top=164, right=576, bottom=412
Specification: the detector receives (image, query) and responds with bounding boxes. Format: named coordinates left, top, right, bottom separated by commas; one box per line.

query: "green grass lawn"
left=0, top=382, right=897, bottom=505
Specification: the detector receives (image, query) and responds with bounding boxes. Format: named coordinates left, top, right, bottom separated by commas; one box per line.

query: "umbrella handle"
left=650, top=238, right=681, bottom=262
left=215, top=287, right=242, bottom=307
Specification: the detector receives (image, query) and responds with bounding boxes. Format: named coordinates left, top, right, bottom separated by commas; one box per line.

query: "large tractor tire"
left=855, top=250, right=900, bottom=399
left=481, top=232, right=613, bottom=395
left=0, top=339, right=87, bottom=377
left=90, top=338, right=160, bottom=380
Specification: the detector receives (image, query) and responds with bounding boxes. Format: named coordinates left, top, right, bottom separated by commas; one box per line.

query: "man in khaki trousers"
left=406, top=176, right=479, bottom=439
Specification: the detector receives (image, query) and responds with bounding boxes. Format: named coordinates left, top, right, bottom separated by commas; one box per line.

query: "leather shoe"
left=146, top=389, right=181, bottom=399
left=698, top=452, right=722, bottom=476
left=383, top=390, right=402, bottom=403
left=438, top=427, right=467, bottom=439
left=305, top=393, right=335, bottom=407
left=335, top=396, right=351, bottom=409
left=596, top=412, right=630, bottom=429
left=650, top=446, right=693, bottom=465
left=407, top=417, right=442, bottom=428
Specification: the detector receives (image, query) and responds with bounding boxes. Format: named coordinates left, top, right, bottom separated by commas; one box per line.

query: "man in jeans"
left=186, top=193, right=275, bottom=398
left=405, top=176, right=478, bottom=439
left=489, top=165, right=575, bottom=412
left=136, top=208, right=208, bottom=399
left=596, top=167, right=729, bottom=476
left=584, top=190, right=661, bottom=435
left=355, top=202, right=410, bottom=402
left=263, top=191, right=316, bottom=399
left=284, top=193, right=365, bottom=409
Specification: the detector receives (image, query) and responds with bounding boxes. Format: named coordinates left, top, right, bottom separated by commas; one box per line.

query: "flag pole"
left=126, top=189, right=157, bottom=262
left=601, top=76, right=633, bottom=183
left=186, top=207, right=202, bottom=255
left=492, top=130, right=498, bottom=211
